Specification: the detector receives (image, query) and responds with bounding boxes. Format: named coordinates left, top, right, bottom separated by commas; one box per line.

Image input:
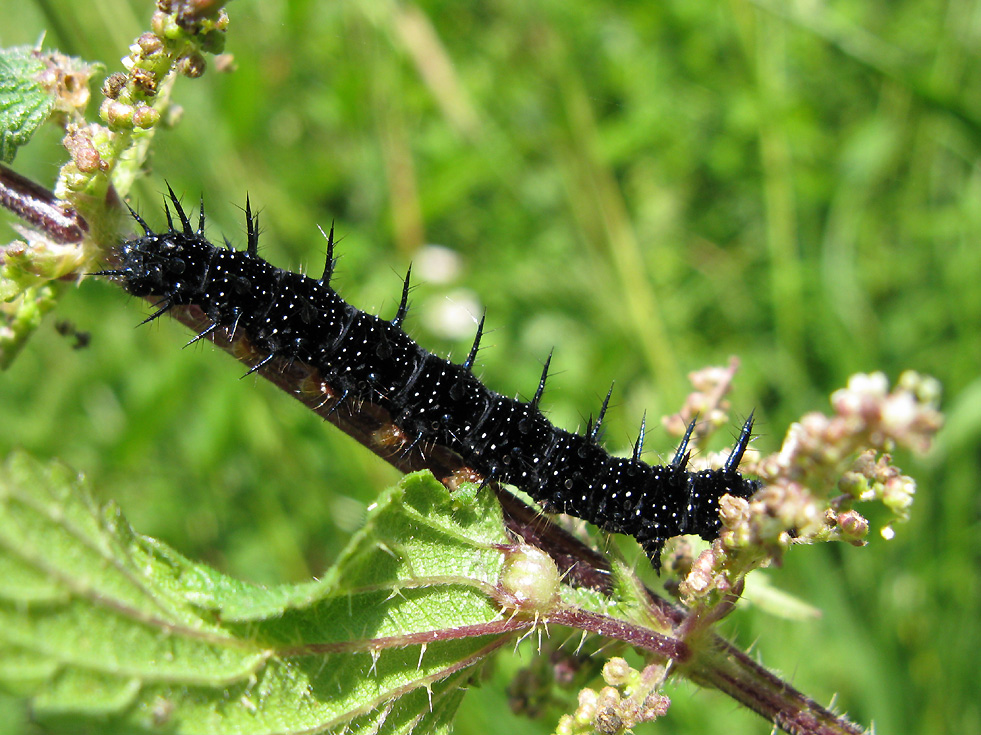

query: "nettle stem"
left=0, top=164, right=88, bottom=244
left=683, top=643, right=864, bottom=735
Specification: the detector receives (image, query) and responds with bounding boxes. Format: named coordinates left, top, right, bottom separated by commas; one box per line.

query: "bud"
left=102, top=100, right=135, bottom=128
left=601, top=658, right=632, bottom=687
left=133, top=104, right=161, bottom=129
left=137, top=32, right=164, bottom=56
left=837, top=510, right=869, bottom=542
left=499, top=545, right=560, bottom=614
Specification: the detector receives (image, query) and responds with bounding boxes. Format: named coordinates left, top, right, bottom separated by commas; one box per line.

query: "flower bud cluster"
left=554, top=660, right=669, bottom=735
left=97, top=5, right=229, bottom=135
left=682, top=372, right=941, bottom=604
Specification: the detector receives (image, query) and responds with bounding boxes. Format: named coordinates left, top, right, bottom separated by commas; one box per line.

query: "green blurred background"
left=2, top=0, right=979, bottom=733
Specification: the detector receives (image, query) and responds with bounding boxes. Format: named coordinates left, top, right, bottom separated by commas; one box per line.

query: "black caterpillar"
left=101, top=189, right=760, bottom=572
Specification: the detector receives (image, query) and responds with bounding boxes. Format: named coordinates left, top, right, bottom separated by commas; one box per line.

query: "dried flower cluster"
left=1, top=5, right=232, bottom=366
left=555, top=659, right=670, bottom=735
left=53, top=3, right=228, bottom=195
left=680, top=371, right=942, bottom=603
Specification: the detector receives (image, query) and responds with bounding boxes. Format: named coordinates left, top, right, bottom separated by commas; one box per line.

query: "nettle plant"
left=0, top=3, right=942, bottom=734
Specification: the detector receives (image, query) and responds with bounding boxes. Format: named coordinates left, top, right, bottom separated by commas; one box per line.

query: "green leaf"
left=0, top=47, right=55, bottom=163
left=0, top=452, right=515, bottom=734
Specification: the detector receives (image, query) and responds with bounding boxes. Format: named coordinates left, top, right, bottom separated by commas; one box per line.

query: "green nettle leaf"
left=0, top=452, right=515, bottom=734
left=0, top=47, right=56, bottom=163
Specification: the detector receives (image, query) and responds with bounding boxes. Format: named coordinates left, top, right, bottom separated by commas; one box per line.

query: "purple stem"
left=0, top=163, right=88, bottom=243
